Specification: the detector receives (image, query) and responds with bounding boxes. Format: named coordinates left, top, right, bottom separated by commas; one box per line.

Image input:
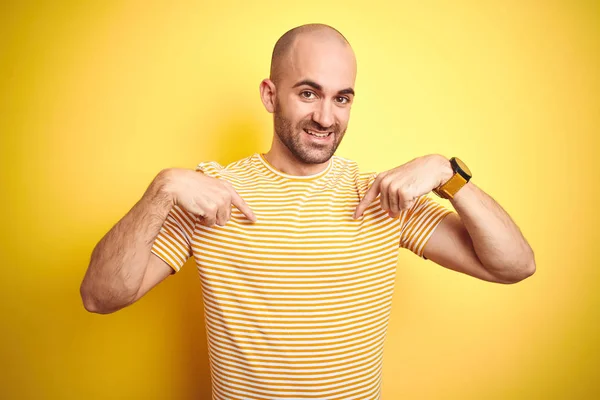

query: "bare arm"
left=424, top=157, right=535, bottom=283
left=80, top=169, right=175, bottom=314
left=80, top=167, right=257, bottom=314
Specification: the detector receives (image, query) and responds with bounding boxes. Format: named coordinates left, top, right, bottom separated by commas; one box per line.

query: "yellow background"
left=1, top=1, right=598, bottom=399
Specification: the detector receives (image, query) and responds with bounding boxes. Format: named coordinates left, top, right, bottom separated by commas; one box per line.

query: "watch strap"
left=433, top=169, right=468, bottom=200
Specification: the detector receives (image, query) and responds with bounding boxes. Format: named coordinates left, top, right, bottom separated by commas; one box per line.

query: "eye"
left=335, top=96, right=350, bottom=104
left=300, top=91, right=316, bottom=100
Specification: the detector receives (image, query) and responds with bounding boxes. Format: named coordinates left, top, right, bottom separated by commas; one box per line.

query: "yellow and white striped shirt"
left=151, top=152, right=454, bottom=400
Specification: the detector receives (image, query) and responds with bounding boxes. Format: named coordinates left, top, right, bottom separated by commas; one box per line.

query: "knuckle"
left=205, top=202, right=218, bottom=214
left=222, top=191, right=232, bottom=203
left=214, top=197, right=225, bottom=208
left=158, top=167, right=173, bottom=178
left=199, top=217, right=213, bottom=226
left=191, top=206, right=204, bottom=218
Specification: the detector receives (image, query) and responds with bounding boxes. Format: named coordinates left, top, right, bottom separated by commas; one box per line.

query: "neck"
left=264, top=138, right=331, bottom=177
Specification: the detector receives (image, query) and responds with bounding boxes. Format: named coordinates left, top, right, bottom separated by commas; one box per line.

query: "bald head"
left=259, top=24, right=357, bottom=166
left=269, top=24, right=355, bottom=85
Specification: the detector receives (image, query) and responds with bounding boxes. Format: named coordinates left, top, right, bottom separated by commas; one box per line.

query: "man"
left=81, top=23, right=535, bottom=400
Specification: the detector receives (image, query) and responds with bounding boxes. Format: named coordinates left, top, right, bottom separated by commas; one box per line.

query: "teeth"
left=306, top=129, right=330, bottom=138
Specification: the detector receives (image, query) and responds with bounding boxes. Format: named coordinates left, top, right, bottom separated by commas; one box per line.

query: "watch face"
left=455, top=158, right=472, bottom=177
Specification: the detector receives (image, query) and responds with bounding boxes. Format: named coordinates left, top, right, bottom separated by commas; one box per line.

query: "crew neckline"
left=257, top=153, right=334, bottom=181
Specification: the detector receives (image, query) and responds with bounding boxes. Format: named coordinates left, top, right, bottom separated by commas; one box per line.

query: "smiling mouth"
left=304, top=128, right=332, bottom=138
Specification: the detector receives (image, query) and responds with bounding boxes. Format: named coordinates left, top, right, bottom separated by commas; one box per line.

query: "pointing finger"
left=228, top=186, right=257, bottom=223
left=353, top=178, right=381, bottom=219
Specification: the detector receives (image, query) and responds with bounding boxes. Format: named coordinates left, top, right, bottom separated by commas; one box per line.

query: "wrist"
left=435, top=155, right=454, bottom=187
left=150, top=168, right=176, bottom=207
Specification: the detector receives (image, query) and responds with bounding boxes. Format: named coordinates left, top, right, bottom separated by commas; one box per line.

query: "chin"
left=299, top=150, right=334, bottom=164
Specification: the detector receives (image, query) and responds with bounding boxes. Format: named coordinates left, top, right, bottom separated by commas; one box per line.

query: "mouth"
left=303, top=128, right=333, bottom=140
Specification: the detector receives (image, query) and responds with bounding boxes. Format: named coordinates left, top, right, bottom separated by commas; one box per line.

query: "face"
left=268, top=35, right=357, bottom=164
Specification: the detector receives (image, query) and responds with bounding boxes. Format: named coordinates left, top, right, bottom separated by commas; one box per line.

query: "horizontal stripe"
left=150, top=153, right=453, bottom=399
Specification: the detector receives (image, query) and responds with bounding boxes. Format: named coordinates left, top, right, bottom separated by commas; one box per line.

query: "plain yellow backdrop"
left=1, top=1, right=599, bottom=399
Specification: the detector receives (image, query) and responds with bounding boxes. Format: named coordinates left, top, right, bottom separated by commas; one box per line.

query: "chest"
left=191, top=175, right=400, bottom=267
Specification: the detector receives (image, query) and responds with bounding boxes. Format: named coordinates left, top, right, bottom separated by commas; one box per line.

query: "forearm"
left=448, top=179, right=535, bottom=281
left=81, top=170, right=174, bottom=313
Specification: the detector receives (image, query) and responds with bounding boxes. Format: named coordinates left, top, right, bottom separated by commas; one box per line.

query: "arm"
left=423, top=157, right=536, bottom=284
left=80, top=169, right=175, bottom=314
left=80, top=167, right=257, bottom=314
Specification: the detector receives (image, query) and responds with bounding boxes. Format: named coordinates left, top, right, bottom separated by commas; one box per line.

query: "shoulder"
left=194, top=154, right=256, bottom=178
left=195, top=160, right=224, bottom=175
left=332, top=155, right=377, bottom=183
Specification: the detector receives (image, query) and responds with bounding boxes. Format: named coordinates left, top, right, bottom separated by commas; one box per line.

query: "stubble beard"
left=273, top=100, right=346, bottom=165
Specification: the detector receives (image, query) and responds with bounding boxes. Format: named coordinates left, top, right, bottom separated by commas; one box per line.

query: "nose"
left=312, top=99, right=335, bottom=129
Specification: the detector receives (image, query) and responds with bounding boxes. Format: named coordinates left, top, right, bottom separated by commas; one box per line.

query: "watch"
left=432, top=157, right=472, bottom=200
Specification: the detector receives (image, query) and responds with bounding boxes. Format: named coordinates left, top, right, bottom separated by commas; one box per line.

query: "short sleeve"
left=195, top=161, right=223, bottom=176
left=399, top=195, right=454, bottom=259
left=150, top=204, right=197, bottom=273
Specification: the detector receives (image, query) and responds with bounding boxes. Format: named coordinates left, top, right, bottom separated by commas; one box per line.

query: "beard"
left=273, top=99, right=346, bottom=164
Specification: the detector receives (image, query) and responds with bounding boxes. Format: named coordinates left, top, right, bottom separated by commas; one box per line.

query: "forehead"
left=283, top=35, right=356, bottom=92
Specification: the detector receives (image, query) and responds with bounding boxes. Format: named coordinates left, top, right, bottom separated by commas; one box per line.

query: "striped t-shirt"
left=151, top=152, right=454, bottom=400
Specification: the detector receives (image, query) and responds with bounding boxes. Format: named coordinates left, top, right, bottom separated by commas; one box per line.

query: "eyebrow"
left=292, top=79, right=355, bottom=96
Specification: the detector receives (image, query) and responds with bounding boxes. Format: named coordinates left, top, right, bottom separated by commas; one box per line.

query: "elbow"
left=518, top=248, right=537, bottom=281
left=80, top=284, right=106, bottom=314
left=525, top=257, right=536, bottom=277
left=503, top=256, right=536, bottom=284
left=509, top=263, right=535, bottom=284
left=82, top=300, right=105, bottom=314
left=80, top=283, right=127, bottom=315
left=80, top=287, right=102, bottom=314
left=519, top=258, right=536, bottom=281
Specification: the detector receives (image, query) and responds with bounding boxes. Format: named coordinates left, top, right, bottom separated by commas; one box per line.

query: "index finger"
left=353, top=178, right=381, bottom=219
left=227, top=186, right=257, bottom=222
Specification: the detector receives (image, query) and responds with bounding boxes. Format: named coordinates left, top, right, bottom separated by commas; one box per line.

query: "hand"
left=159, top=168, right=257, bottom=226
left=353, top=154, right=451, bottom=219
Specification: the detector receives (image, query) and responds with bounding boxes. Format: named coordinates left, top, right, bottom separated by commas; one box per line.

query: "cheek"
left=296, top=107, right=318, bottom=126
left=336, top=108, right=351, bottom=125
left=282, top=95, right=312, bottom=122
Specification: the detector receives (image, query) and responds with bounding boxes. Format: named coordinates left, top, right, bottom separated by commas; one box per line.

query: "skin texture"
left=80, top=168, right=258, bottom=314
left=259, top=24, right=357, bottom=174
left=81, top=23, right=535, bottom=316
left=258, top=25, right=535, bottom=284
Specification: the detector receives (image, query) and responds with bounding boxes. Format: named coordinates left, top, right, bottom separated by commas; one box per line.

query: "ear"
left=259, top=78, right=276, bottom=113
